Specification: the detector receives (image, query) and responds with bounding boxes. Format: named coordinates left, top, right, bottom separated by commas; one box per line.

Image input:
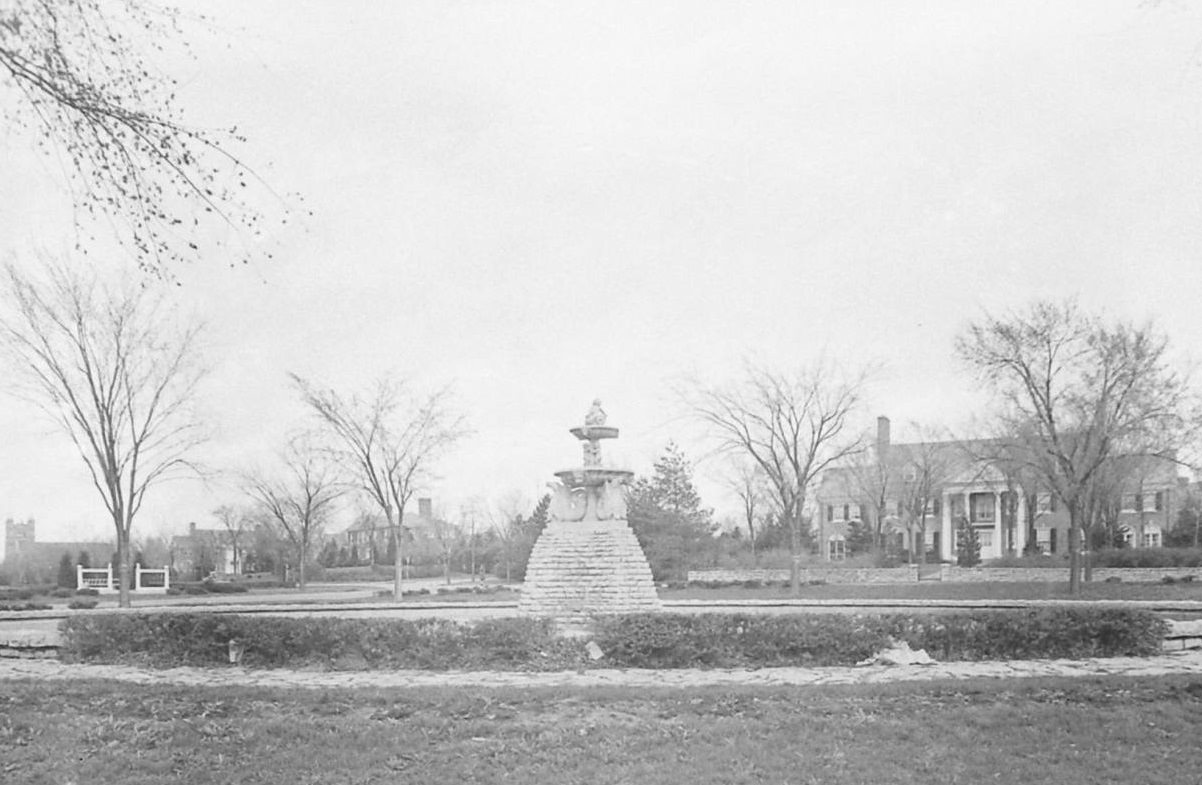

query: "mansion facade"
left=814, top=417, right=1182, bottom=562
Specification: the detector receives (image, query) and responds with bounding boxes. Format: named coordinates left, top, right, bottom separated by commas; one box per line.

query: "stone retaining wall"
left=941, top=566, right=1202, bottom=583
left=688, top=566, right=1202, bottom=585
left=686, top=567, right=919, bottom=585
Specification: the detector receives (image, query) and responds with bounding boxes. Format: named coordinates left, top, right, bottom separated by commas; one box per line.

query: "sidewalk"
left=4, top=649, right=1202, bottom=690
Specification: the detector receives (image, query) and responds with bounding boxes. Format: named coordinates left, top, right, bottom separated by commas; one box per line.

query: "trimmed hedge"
left=590, top=609, right=1167, bottom=667
left=58, top=608, right=1168, bottom=671
left=59, top=614, right=585, bottom=670
left=1091, top=548, right=1202, bottom=569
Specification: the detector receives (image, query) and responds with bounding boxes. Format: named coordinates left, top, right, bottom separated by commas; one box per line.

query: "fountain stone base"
left=518, top=517, right=661, bottom=623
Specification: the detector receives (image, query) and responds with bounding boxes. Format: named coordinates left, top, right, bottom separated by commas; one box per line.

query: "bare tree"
left=895, top=431, right=956, bottom=565
left=725, top=459, right=768, bottom=564
left=211, top=504, right=254, bottom=576
left=957, top=299, right=1198, bottom=593
left=488, top=490, right=529, bottom=582
left=845, top=445, right=893, bottom=554
left=243, top=435, right=341, bottom=589
left=680, top=359, right=867, bottom=595
left=0, top=262, right=205, bottom=607
left=1, top=2, right=285, bottom=272
left=292, top=375, right=467, bottom=599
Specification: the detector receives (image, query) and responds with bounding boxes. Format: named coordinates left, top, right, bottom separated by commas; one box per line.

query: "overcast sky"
left=2, top=1, right=1201, bottom=547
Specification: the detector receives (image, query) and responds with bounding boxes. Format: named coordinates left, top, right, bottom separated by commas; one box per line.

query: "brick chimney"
left=418, top=498, right=433, bottom=518
left=189, top=521, right=197, bottom=536
left=877, top=416, right=891, bottom=461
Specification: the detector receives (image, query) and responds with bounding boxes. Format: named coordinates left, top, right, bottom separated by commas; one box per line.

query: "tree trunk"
left=789, top=515, right=802, bottom=597
left=1068, top=504, right=1081, bottom=595
left=298, top=539, right=307, bottom=589
left=392, top=525, right=403, bottom=599
left=117, top=529, right=132, bottom=608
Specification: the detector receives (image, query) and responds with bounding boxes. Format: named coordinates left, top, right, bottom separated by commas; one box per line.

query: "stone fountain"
left=518, top=400, right=661, bottom=621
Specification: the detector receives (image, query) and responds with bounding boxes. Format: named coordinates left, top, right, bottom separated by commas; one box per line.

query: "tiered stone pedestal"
left=519, top=518, right=661, bottom=623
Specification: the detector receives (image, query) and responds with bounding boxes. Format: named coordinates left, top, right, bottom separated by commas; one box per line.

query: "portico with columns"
left=937, top=469, right=1028, bottom=562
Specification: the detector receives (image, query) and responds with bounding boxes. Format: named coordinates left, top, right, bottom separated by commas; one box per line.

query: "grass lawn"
left=4, top=675, right=1201, bottom=784
left=661, top=581, right=1202, bottom=603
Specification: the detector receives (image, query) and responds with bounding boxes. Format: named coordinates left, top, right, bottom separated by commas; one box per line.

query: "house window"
left=826, top=505, right=833, bottom=523
left=1155, top=492, right=1164, bottom=512
left=842, top=504, right=849, bottom=521
left=933, top=498, right=942, bottom=517
left=1049, top=494, right=1058, bottom=513
left=855, top=504, right=865, bottom=520
left=1049, top=528, right=1058, bottom=554
left=896, top=500, right=904, bottom=517
left=1135, top=494, right=1144, bottom=513
left=969, top=493, right=995, bottom=523
left=1145, top=527, right=1162, bottom=548
left=977, top=529, right=993, bottom=549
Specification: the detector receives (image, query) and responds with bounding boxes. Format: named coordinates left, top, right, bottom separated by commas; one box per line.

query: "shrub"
left=201, top=580, right=250, bottom=594
left=67, top=599, right=98, bottom=610
left=58, top=608, right=1169, bottom=671
left=0, top=588, right=36, bottom=601
left=74, top=588, right=99, bottom=596
left=1091, top=548, right=1202, bottom=569
left=591, top=609, right=1167, bottom=668
left=51, top=588, right=75, bottom=598
left=985, top=554, right=1066, bottom=568
left=59, top=614, right=585, bottom=671
left=0, top=602, right=52, bottom=611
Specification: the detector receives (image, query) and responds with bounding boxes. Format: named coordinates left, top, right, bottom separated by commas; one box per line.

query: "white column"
left=1016, top=490, right=1027, bottom=554
left=993, top=492, right=1003, bottom=559
left=941, top=492, right=952, bottom=561
left=76, top=564, right=83, bottom=591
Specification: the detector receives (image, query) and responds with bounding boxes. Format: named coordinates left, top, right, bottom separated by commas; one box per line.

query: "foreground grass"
left=662, top=580, right=1202, bottom=603
left=4, top=676, right=1201, bottom=784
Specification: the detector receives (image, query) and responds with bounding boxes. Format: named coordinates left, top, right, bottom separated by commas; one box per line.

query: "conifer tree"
left=628, top=442, right=717, bottom=581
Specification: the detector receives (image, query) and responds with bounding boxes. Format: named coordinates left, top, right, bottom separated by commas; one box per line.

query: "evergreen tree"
left=57, top=552, right=75, bottom=589
left=317, top=539, right=339, bottom=567
left=628, top=442, right=717, bottom=581
left=956, top=518, right=981, bottom=567
left=77, top=551, right=91, bottom=569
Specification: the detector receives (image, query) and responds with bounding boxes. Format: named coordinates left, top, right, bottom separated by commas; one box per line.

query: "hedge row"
left=59, top=615, right=584, bottom=670
left=1091, top=548, right=1202, bottom=569
left=58, top=608, right=1167, bottom=671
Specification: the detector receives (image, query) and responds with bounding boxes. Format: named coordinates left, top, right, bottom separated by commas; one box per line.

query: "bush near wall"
left=1091, top=548, right=1202, bottom=569
left=58, top=608, right=1167, bottom=671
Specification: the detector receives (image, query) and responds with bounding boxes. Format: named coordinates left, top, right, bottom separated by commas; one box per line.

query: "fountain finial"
left=585, top=399, right=607, bottom=427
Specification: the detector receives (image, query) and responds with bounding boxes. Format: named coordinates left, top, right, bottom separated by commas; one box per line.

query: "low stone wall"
left=686, top=567, right=919, bottom=585
left=941, top=566, right=1202, bottom=583
left=689, top=566, right=1202, bottom=585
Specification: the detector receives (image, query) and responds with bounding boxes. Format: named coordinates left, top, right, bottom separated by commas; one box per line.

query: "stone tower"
left=518, top=400, right=661, bottom=622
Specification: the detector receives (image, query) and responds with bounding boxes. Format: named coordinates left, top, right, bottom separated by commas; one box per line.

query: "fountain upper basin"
left=554, top=467, right=634, bottom=488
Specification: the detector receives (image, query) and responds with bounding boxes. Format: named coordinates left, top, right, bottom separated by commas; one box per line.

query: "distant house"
left=343, top=498, right=442, bottom=564
left=1, top=517, right=114, bottom=584
left=170, top=522, right=245, bottom=579
left=814, top=417, right=1181, bottom=561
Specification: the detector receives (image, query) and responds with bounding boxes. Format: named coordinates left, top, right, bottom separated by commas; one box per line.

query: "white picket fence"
left=76, top=564, right=171, bottom=593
